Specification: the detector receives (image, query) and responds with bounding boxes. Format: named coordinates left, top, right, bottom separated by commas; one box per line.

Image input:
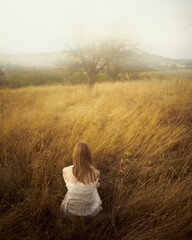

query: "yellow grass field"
left=0, top=77, right=192, bottom=240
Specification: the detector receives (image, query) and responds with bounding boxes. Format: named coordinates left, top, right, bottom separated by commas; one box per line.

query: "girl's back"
left=61, top=165, right=102, bottom=216
left=60, top=142, right=102, bottom=217
left=63, top=165, right=100, bottom=184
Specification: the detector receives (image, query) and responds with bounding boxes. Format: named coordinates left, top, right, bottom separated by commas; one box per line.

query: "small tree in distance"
left=106, top=46, right=137, bottom=81
left=68, top=38, right=134, bottom=87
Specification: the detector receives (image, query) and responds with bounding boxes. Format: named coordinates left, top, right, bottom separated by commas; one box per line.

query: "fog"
left=0, top=0, right=192, bottom=59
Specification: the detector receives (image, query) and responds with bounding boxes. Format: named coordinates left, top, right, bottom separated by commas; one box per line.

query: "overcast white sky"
left=0, top=0, right=192, bottom=59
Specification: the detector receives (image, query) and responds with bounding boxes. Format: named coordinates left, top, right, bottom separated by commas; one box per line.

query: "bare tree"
left=106, top=47, right=136, bottom=81
left=68, top=38, right=131, bottom=87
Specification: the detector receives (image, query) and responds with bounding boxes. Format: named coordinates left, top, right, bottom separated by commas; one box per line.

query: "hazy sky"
left=0, top=0, right=192, bottom=59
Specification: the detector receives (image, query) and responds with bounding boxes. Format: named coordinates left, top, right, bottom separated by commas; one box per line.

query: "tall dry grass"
left=0, top=77, right=192, bottom=240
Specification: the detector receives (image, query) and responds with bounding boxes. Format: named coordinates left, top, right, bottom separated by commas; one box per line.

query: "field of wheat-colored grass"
left=0, top=77, right=192, bottom=240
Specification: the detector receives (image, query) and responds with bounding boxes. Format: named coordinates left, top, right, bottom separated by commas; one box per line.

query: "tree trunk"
left=87, top=71, right=96, bottom=87
left=111, top=71, right=119, bottom=81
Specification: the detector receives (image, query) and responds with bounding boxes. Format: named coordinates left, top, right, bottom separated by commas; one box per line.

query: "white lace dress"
left=60, top=165, right=103, bottom=217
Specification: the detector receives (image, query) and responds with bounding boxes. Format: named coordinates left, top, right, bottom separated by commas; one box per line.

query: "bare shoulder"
left=62, top=165, right=72, bottom=174
left=91, top=166, right=100, bottom=178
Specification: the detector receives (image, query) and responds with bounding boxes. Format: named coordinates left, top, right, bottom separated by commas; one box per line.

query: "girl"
left=60, top=142, right=102, bottom=217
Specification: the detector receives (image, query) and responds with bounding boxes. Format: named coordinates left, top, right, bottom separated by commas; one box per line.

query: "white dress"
left=60, top=165, right=103, bottom=217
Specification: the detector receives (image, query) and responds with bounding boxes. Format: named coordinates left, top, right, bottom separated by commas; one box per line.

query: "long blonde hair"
left=72, top=142, right=97, bottom=184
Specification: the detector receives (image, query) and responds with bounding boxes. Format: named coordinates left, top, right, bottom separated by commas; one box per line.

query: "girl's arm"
left=96, top=181, right=100, bottom=188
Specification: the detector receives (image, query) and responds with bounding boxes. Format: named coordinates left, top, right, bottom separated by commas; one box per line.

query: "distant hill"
left=133, top=51, right=192, bottom=70
left=0, top=50, right=192, bottom=71
left=0, top=51, right=73, bottom=69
